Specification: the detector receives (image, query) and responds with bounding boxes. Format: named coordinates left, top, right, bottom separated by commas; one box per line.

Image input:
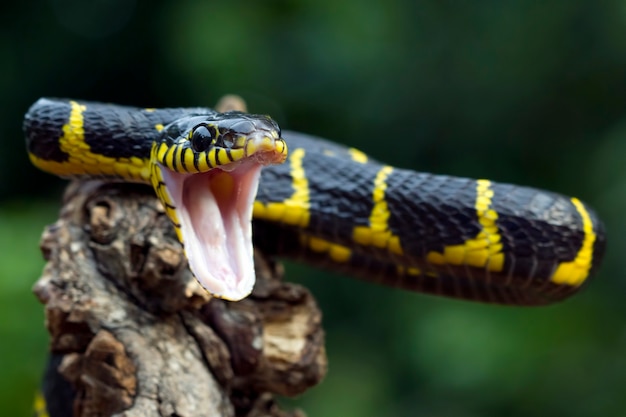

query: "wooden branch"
left=33, top=180, right=327, bottom=417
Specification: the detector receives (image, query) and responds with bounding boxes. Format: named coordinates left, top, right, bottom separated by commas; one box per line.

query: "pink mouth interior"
left=160, top=162, right=262, bottom=300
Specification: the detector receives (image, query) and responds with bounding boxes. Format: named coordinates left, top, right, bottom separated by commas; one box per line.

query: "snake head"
left=158, top=112, right=286, bottom=171
left=150, top=112, right=287, bottom=301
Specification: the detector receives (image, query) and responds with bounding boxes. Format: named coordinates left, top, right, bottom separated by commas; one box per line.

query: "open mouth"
left=156, top=134, right=287, bottom=301
left=160, top=161, right=262, bottom=300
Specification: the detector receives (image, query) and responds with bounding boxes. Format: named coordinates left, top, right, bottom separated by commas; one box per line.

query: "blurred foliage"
left=1, top=0, right=625, bottom=416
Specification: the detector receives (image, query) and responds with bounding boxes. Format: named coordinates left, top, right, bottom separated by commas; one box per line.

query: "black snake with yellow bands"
left=24, top=98, right=606, bottom=305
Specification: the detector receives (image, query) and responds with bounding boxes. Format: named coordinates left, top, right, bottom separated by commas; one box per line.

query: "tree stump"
left=32, top=180, right=327, bottom=417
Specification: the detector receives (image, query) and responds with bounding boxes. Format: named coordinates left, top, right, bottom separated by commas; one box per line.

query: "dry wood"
left=33, top=180, right=327, bottom=417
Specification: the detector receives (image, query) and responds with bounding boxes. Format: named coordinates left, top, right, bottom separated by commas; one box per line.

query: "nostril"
left=221, top=133, right=235, bottom=148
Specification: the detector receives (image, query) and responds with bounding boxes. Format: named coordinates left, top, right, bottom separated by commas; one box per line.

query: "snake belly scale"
left=24, top=98, right=606, bottom=305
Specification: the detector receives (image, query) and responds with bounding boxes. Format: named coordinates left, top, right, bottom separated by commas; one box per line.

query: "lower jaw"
left=160, top=162, right=263, bottom=300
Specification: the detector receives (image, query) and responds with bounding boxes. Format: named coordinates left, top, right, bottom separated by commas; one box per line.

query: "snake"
left=24, top=97, right=606, bottom=306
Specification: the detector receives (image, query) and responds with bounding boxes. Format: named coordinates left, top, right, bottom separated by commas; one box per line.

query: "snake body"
left=24, top=98, right=606, bottom=305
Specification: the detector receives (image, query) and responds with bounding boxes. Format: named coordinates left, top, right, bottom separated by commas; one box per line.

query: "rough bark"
left=33, top=180, right=327, bottom=417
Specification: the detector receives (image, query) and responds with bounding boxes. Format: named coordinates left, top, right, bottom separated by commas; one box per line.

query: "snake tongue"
left=159, top=163, right=262, bottom=300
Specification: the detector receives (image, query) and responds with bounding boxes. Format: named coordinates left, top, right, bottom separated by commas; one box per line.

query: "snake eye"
left=190, top=125, right=215, bottom=152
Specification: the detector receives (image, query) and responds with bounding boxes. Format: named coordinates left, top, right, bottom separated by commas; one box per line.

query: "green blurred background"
left=2, top=0, right=625, bottom=415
